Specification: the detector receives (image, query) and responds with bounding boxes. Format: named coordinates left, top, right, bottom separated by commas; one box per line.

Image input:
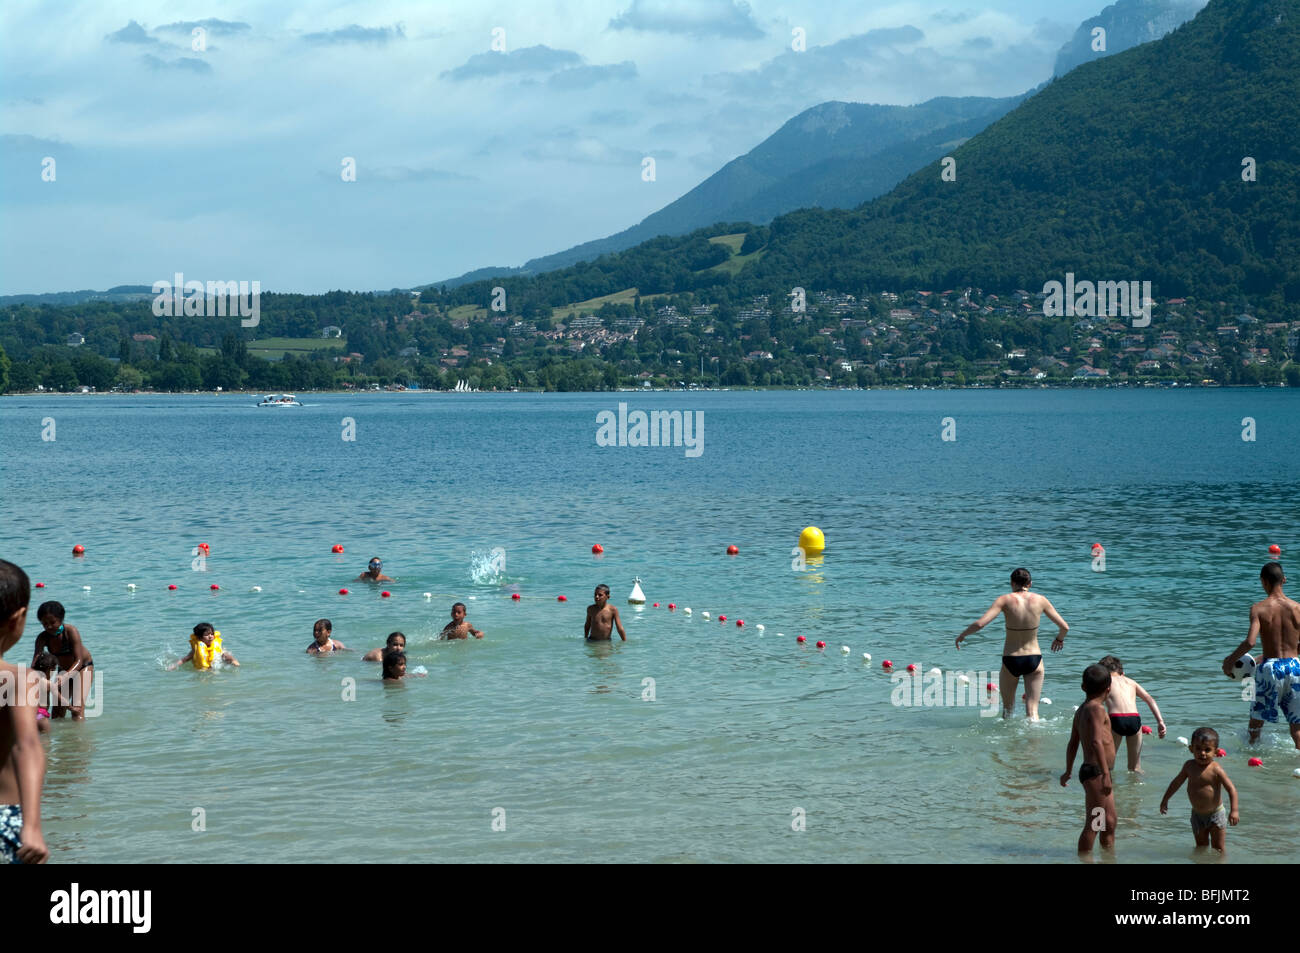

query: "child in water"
left=1160, top=727, right=1239, bottom=853
left=1097, top=655, right=1166, bottom=772
left=440, top=603, right=483, bottom=640
left=170, top=623, right=240, bottom=670
left=584, top=584, right=626, bottom=642
left=1060, top=663, right=1116, bottom=854
left=381, top=649, right=426, bottom=681
left=29, top=652, right=57, bottom=733
left=363, top=632, right=406, bottom=661
left=307, top=619, right=348, bottom=654
left=30, top=601, right=95, bottom=721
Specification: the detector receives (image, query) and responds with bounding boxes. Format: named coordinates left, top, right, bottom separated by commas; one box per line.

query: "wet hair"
left=1010, top=568, right=1031, bottom=588
left=1261, top=563, right=1285, bottom=589
left=451, top=602, right=466, bottom=614
left=1082, top=663, right=1111, bottom=696
left=382, top=649, right=406, bottom=678
left=1098, top=655, right=1123, bottom=674
left=0, top=560, right=30, bottom=622
left=32, top=651, right=57, bottom=675
left=368, top=557, right=382, bottom=568
left=314, top=618, right=332, bottom=633
left=386, top=631, right=406, bottom=647
left=193, top=622, right=215, bottom=638
left=36, top=600, right=66, bottom=623
left=595, top=584, right=611, bottom=597
left=1191, top=726, right=1220, bottom=749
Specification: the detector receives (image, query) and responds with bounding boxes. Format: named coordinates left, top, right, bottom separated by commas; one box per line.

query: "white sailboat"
left=452, top=379, right=476, bottom=392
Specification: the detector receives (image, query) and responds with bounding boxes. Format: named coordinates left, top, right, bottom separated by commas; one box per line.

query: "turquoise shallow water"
left=1, top=389, right=1298, bottom=863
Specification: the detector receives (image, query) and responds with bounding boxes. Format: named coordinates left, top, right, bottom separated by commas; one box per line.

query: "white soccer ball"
left=1231, top=655, right=1257, bottom=680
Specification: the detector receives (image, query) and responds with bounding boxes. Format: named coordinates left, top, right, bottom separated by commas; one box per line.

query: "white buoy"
left=423, top=592, right=432, bottom=600
left=468, top=595, right=476, bottom=600
left=841, top=646, right=851, bottom=655
left=701, top=611, right=710, bottom=620
left=126, top=583, right=137, bottom=590
left=1177, top=737, right=1189, bottom=746
left=776, top=633, right=784, bottom=639
left=683, top=607, right=692, bottom=615
left=1041, top=698, right=1052, bottom=706
left=928, top=667, right=942, bottom=677
left=627, top=577, right=646, bottom=604
left=862, top=653, right=871, bottom=661
left=1293, top=768, right=1300, bottom=779
left=251, top=586, right=262, bottom=593
left=956, top=674, right=970, bottom=686
left=82, top=586, right=92, bottom=591
left=755, top=624, right=765, bottom=632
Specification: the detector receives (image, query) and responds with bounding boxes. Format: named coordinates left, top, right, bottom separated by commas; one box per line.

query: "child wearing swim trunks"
left=1060, top=664, right=1116, bottom=853
left=440, top=603, right=483, bottom=640
left=31, top=601, right=94, bottom=721
left=170, top=623, right=240, bottom=670
left=307, top=619, right=348, bottom=654
left=0, top=559, right=49, bottom=863
left=584, top=585, right=626, bottom=642
left=363, top=632, right=406, bottom=661
left=1097, top=655, right=1166, bottom=772
left=1160, top=727, right=1238, bottom=853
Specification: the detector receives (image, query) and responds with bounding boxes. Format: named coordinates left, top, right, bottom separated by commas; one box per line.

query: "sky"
left=1, top=0, right=1119, bottom=294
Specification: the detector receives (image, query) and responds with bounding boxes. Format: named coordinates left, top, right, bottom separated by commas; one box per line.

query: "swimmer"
left=440, top=603, right=483, bottom=640
left=584, top=584, right=626, bottom=642
left=170, top=622, right=239, bottom=670
left=1097, top=655, right=1166, bottom=772
left=381, top=649, right=425, bottom=681
left=1221, top=563, right=1300, bottom=749
left=1060, top=664, right=1116, bottom=854
left=307, top=619, right=348, bottom=655
left=30, top=602, right=95, bottom=721
left=1160, top=727, right=1239, bottom=854
left=956, top=567, right=1068, bottom=719
left=0, top=558, right=49, bottom=863
left=363, top=632, right=407, bottom=661
left=356, top=557, right=393, bottom=584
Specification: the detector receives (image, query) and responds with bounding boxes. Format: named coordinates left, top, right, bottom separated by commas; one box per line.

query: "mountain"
left=747, top=0, right=1300, bottom=303
left=0, top=286, right=155, bottom=307
left=1054, top=0, right=1207, bottom=76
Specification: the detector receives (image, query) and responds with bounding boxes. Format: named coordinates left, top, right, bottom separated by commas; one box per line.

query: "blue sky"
left=2, top=0, right=1122, bottom=294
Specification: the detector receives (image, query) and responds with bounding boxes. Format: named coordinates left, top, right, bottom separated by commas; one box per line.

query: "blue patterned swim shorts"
left=1250, top=657, right=1300, bottom=725
left=0, top=804, right=22, bottom=864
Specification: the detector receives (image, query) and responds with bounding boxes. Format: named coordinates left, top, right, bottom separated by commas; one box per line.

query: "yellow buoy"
left=798, top=526, right=825, bottom=555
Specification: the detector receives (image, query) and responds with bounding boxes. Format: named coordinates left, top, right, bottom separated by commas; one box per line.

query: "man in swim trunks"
left=30, top=602, right=94, bottom=721
left=1221, top=563, right=1300, bottom=750
left=0, top=559, right=49, bottom=863
left=1097, top=655, right=1166, bottom=772
left=1060, top=664, right=1116, bottom=854
left=956, top=568, right=1068, bottom=719
left=356, top=558, right=393, bottom=583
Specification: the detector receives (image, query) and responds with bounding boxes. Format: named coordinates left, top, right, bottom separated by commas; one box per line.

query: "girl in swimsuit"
left=31, top=602, right=94, bottom=721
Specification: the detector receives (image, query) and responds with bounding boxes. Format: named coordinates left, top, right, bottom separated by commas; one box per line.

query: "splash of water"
left=469, top=549, right=508, bottom=586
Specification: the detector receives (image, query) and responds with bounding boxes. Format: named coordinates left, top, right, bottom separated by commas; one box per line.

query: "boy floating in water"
left=0, top=559, right=49, bottom=863
left=956, top=567, right=1068, bottom=719
left=1221, top=563, right=1300, bottom=749
left=170, top=623, right=239, bottom=670
left=1097, top=655, right=1166, bottom=772
left=356, top=558, right=393, bottom=583
left=584, top=584, right=626, bottom=642
left=1060, top=663, right=1116, bottom=854
left=30, top=601, right=95, bottom=721
left=1160, top=727, right=1239, bottom=853
left=440, top=603, right=483, bottom=640
left=307, top=619, right=348, bottom=655
left=363, top=632, right=406, bottom=661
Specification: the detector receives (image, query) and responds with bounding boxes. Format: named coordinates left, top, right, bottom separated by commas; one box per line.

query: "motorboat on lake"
left=256, top=393, right=302, bottom=407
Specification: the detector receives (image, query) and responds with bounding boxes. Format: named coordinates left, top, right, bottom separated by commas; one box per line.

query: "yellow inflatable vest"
left=189, top=631, right=223, bottom=670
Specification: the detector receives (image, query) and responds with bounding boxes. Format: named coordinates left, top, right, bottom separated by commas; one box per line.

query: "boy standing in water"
left=440, top=603, right=483, bottom=640
left=584, top=584, right=626, bottom=642
left=1222, top=563, right=1300, bottom=749
left=1060, top=663, right=1116, bottom=854
left=1160, top=727, right=1239, bottom=853
left=1097, top=655, right=1166, bottom=772
left=0, top=559, right=49, bottom=863
left=956, top=568, right=1068, bottom=719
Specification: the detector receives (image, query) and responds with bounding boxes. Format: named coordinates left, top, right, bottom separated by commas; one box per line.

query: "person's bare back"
left=1252, top=591, right=1300, bottom=660
left=1222, top=565, right=1300, bottom=748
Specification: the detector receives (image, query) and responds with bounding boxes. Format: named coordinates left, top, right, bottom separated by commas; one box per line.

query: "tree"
left=0, top=342, right=9, bottom=393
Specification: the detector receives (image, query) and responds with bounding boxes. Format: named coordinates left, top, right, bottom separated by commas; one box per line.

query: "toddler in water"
left=1097, top=655, right=1166, bottom=772
left=307, top=618, right=348, bottom=654
left=363, top=632, right=406, bottom=661
left=381, top=649, right=426, bottom=681
left=170, top=623, right=239, bottom=670
left=1160, top=727, right=1239, bottom=853
left=29, top=652, right=57, bottom=732
left=440, top=603, right=483, bottom=640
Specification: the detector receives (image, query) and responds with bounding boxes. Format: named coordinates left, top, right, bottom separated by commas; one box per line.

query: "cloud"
left=963, top=36, right=994, bottom=50
left=370, top=165, right=478, bottom=184
left=588, top=109, right=640, bottom=126
left=302, top=24, right=406, bottom=45
left=608, top=0, right=764, bottom=39
left=106, top=21, right=158, bottom=45
left=140, top=54, right=213, bottom=73
left=441, top=45, right=582, bottom=81
left=522, top=133, right=648, bottom=166
left=548, top=62, right=637, bottom=90
left=155, top=19, right=252, bottom=38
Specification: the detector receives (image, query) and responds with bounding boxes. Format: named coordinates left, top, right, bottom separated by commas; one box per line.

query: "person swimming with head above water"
left=363, top=632, right=406, bottom=661
left=169, top=622, right=239, bottom=670
left=381, top=649, right=425, bottom=681
left=30, top=602, right=95, bottom=721
left=440, top=603, right=483, bottom=640
left=956, top=567, right=1068, bottom=719
left=307, top=619, right=348, bottom=655
left=356, top=558, right=393, bottom=584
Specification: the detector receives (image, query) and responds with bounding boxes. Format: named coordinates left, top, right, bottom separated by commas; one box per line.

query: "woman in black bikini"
left=30, top=601, right=95, bottom=721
